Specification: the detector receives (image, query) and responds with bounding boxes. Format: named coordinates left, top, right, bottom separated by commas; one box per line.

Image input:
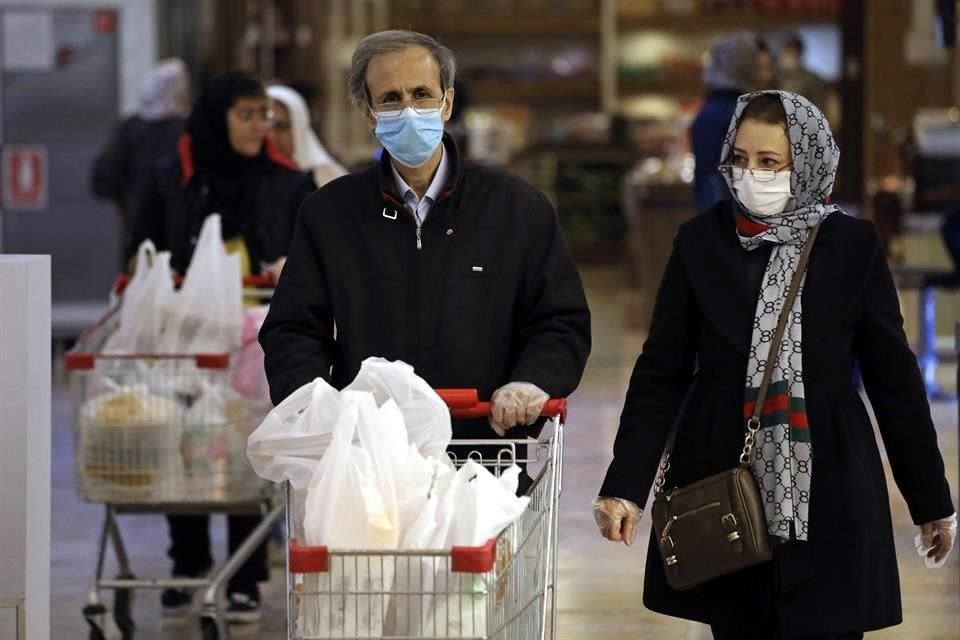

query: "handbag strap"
left=655, top=222, right=822, bottom=494
left=739, top=222, right=822, bottom=465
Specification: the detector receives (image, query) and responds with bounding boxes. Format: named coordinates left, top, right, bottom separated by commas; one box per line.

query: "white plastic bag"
left=181, top=380, right=250, bottom=484
left=299, top=392, right=401, bottom=638
left=158, top=214, right=243, bottom=354
left=345, top=358, right=452, bottom=460
left=398, top=462, right=530, bottom=637
left=104, top=240, right=175, bottom=354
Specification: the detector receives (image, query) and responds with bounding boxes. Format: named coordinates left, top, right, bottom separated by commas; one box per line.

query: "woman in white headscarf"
left=267, top=85, right=347, bottom=188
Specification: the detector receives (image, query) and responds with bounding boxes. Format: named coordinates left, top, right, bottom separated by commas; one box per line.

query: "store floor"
left=51, top=267, right=959, bottom=639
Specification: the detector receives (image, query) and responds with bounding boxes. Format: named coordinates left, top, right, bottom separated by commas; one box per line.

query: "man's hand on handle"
left=489, top=382, right=549, bottom=436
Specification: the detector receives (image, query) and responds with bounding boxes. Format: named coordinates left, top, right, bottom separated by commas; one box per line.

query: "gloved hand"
left=489, top=382, right=549, bottom=436
left=261, top=257, right=287, bottom=283
left=915, top=512, right=957, bottom=568
left=593, top=497, right=643, bottom=547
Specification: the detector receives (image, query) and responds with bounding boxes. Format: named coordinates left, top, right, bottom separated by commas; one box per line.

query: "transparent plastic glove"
left=915, top=513, right=957, bottom=568
left=593, top=497, right=642, bottom=547
left=260, top=257, right=287, bottom=283
left=489, top=382, right=549, bottom=436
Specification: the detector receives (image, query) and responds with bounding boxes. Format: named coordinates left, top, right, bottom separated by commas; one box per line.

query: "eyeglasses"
left=231, top=107, right=274, bottom=124
left=370, top=97, right=444, bottom=119
left=717, top=165, right=792, bottom=182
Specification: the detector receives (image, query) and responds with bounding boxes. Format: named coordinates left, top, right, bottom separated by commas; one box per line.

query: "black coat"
left=259, top=135, right=591, bottom=439
left=600, top=202, right=954, bottom=636
left=128, top=138, right=315, bottom=273
left=91, top=115, right=184, bottom=225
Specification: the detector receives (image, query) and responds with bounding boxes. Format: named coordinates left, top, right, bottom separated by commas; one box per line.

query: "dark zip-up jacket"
left=260, top=135, right=591, bottom=438
left=128, top=134, right=316, bottom=273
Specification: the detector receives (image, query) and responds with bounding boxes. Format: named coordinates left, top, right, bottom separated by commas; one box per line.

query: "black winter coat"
left=600, top=202, right=954, bottom=636
left=128, top=138, right=315, bottom=273
left=259, top=136, right=591, bottom=439
left=91, top=115, right=184, bottom=225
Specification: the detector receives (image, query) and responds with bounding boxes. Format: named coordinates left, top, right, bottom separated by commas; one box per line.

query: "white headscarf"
left=267, top=85, right=347, bottom=185
left=138, top=58, right=190, bottom=121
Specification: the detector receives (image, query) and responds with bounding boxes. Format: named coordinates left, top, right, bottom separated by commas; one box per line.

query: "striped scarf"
left=722, top=91, right=841, bottom=541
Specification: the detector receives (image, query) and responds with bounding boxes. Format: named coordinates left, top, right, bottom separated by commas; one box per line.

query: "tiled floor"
left=52, top=267, right=959, bottom=639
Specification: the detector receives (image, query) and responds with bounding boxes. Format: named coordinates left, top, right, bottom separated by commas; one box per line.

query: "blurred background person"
left=127, top=71, right=314, bottom=622
left=267, top=84, right=347, bottom=188
left=778, top=33, right=829, bottom=114
left=754, top=38, right=778, bottom=90
left=90, top=58, right=190, bottom=246
left=128, top=71, right=314, bottom=286
left=690, top=33, right=758, bottom=213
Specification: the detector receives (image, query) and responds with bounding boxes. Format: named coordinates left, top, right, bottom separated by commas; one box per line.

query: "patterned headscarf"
left=721, top=91, right=841, bottom=542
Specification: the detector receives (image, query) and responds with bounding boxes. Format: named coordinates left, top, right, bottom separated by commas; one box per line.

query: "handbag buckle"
left=722, top=513, right=742, bottom=543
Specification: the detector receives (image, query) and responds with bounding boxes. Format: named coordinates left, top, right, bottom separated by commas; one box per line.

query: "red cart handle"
left=435, top=388, right=566, bottom=422
left=113, top=273, right=274, bottom=295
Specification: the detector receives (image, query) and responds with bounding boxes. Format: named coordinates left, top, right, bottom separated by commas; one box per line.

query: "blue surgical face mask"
left=373, top=99, right=445, bottom=168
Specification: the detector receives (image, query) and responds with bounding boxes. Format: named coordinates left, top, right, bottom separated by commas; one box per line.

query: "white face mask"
left=735, top=171, right=793, bottom=217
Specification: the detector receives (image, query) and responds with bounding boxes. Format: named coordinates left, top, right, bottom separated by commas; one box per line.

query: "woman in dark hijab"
left=129, top=71, right=314, bottom=622
left=128, top=70, right=315, bottom=280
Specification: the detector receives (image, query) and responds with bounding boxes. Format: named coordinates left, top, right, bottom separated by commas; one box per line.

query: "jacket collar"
left=177, top=132, right=298, bottom=188
left=378, top=132, right=462, bottom=209
left=688, top=203, right=851, bottom=357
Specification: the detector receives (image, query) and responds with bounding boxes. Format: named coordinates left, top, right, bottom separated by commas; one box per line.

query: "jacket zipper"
left=660, top=501, right=722, bottom=539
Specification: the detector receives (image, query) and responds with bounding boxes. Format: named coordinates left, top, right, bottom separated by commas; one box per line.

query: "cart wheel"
left=82, top=604, right=108, bottom=640
left=113, top=580, right=135, bottom=640
left=200, top=616, right=220, bottom=640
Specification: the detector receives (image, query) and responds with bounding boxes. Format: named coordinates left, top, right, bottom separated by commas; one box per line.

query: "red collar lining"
left=178, top=133, right=299, bottom=188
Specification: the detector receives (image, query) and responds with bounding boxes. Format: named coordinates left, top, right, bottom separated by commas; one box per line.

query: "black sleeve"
left=259, top=197, right=337, bottom=404
left=90, top=119, right=132, bottom=204
left=507, top=192, right=591, bottom=397
left=124, top=163, right=165, bottom=268
left=855, top=226, right=955, bottom=525
left=599, top=233, right=700, bottom=509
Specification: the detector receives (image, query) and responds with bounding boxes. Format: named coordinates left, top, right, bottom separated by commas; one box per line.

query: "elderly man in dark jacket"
left=260, top=30, right=591, bottom=442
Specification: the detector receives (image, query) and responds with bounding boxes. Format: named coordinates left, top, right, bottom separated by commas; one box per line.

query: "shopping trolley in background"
left=285, top=388, right=567, bottom=640
left=65, top=275, right=279, bottom=640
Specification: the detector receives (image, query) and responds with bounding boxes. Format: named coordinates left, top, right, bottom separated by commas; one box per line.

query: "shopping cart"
left=65, top=275, right=279, bottom=640
left=284, top=388, right=567, bottom=640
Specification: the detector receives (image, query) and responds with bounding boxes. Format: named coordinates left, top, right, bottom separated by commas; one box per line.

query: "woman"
left=129, top=71, right=314, bottom=622
left=128, top=71, right=315, bottom=282
left=594, top=91, right=956, bottom=639
left=267, top=84, right=348, bottom=188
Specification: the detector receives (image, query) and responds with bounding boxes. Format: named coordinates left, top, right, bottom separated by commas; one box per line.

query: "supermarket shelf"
left=618, top=75, right=702, bottom=97
left=402, top=13, right=600, bottom=35
left=467, top=77, right=600, bottom=104
left=617, top=9, right=840, bottom=31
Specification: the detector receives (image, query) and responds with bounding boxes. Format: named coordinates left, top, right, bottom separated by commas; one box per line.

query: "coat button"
left=446, top=228, right=454, bottom=236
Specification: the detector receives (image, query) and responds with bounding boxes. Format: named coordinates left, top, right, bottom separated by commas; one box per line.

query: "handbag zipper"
left=661, top=501, right=722, bottom=539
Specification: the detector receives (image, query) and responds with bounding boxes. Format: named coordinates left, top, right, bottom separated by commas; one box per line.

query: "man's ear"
left=364, top=103, right=377, bottom=129
left=442, top=87, right=456, bottom=123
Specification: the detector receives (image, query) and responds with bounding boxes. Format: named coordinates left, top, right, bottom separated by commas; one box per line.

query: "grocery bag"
left=299, top=392, right=402, bottom=638
left=230, top=306, right=272, bottom=407
left=104, top=240, right=175, bottom=354
left=158, top=214, right=243, bottom=354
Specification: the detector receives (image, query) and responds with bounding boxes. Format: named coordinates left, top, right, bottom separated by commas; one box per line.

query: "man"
left=260, top=30, right=590, bottom=445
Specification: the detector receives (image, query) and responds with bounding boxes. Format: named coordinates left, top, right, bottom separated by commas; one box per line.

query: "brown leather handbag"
left=651, top=223, right=821, bottom=591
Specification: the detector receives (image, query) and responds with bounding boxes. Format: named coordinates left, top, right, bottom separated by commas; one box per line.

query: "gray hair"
left=348, top=30, right=456, bottom=107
